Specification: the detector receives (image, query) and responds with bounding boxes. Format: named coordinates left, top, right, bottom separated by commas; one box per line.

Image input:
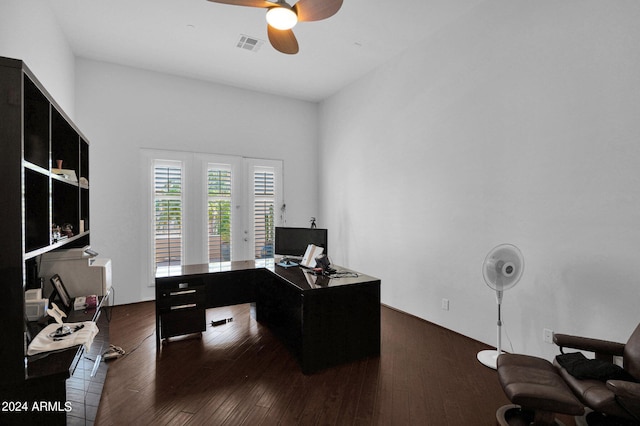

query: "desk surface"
left=156, top=259, right=379, bottom=292
left=26, top=292, right=110, bottom=381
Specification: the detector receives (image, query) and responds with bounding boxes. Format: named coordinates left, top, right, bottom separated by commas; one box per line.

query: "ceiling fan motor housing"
left=207, top=0, right=344, bottom=54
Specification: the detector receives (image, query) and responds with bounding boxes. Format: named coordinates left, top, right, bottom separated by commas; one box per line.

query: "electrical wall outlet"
left=543, top=328, right=554, bottom=344
left=441, top=298, right=449, bottom=311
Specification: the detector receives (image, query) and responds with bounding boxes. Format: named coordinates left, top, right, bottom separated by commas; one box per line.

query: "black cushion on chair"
left=556, top=352, right=638, bottom=382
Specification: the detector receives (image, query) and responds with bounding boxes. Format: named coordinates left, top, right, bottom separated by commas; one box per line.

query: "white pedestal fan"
left=477, top=243, right=524, bottom=369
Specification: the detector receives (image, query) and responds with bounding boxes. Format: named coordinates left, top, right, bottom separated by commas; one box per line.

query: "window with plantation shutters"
left=143, top=150, right=282, bottom=288
left=154, top=161, right=183, bottom=272
left=253, top=166, right=276, bottom=259
left=207, top=165, right=232, bottom=262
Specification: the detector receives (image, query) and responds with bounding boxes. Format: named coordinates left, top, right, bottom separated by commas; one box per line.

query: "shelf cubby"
left=52, top=178, right=80, bottom=237
left=80, top=138, right=89, bottom=185
left=51, top=107, right=79, bottom=174
left=23, top=75, right=50, bottom=169
left=24, top=168, right=50, bottom=252
left=81, top=187, right=90, bottom=232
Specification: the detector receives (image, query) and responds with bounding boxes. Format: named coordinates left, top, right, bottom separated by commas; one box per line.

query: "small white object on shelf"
left=52, top=168, right=78, bottom=182
left=47, top=302, right=67, bottom=325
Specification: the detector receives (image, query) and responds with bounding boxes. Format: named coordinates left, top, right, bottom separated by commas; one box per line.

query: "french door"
left=142, top=149, right=283, bottom=284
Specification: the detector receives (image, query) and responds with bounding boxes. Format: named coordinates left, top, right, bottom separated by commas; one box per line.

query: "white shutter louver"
left=254, top=168, right=275, bottom=259
left=208, top=166, right=232, bottom=262
left=154, top=162, right=183, bottom=271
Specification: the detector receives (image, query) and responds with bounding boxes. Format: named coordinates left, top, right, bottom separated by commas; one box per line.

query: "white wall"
left=319, top=0, right=640, bottom=360
left=74, top=59, right=319, bottom=304
left=0, top=0, right=75, bottom=116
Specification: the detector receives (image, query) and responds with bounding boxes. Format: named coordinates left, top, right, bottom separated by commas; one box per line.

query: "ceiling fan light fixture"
left=266, top=6, right=297, bottom=30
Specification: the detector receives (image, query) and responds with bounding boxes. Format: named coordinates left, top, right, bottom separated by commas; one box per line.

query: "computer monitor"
left=275, top=227, right=328, bottom=258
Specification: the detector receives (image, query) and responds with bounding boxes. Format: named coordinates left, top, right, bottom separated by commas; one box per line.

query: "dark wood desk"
left=155, top=260, right=380, bottom=374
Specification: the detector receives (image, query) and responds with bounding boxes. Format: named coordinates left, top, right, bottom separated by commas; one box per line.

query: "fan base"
left=477, top=349, right=501, bottom=369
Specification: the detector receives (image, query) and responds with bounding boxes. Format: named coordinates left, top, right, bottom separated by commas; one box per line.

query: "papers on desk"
left=27, top=321, right=98, bottom=356
left=300, top=244, right=324, bottom=268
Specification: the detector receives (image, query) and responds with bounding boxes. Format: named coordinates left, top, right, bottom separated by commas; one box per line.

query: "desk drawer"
left=158, top=287, right=205, bottom=310
left=157, top=278, right=205, bottom=310
left=160, top=307, right=206, bottom=339
left=157, top=276, right=205, bottom=292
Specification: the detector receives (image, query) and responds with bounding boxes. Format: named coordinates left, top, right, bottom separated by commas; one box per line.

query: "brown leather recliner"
left=553, top=323, right=640, bottom=424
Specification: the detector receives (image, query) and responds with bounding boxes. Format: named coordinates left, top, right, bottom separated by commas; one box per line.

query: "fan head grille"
left=483, top=244, right=524, bottom=292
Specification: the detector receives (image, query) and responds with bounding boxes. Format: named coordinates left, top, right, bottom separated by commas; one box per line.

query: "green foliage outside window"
left=208, top=169, right=232, bottom=243
left=154, top=169, right=182, bottom=234
left=209, top=200, right=231, bottom=243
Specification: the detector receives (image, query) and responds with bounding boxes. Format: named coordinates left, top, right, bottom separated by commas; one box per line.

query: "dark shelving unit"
left=0, top=56, right=101, bottom=425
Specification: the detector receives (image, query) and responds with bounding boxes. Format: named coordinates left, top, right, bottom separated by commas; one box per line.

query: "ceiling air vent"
left=237, top=35, right=265, bottom=52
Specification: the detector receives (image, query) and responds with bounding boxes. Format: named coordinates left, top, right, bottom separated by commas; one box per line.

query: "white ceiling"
left=48, top=0, right=485, bottom=102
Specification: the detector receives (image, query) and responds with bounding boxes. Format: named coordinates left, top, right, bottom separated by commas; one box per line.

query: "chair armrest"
left=607, top=380, right=640, bottom=400
left=553, top=333, right=625, bottom=357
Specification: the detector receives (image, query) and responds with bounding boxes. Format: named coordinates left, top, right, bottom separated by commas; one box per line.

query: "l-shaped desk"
left=155, top=260, right=381, bottom=374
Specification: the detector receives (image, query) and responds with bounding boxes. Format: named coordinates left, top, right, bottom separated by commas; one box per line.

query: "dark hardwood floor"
left=95, top=302, right=576, bottom=425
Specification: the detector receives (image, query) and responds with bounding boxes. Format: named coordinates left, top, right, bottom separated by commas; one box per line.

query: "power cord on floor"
left=121, top=331, right=155, bottom=359
left=103, top=344, right=125, bottom=361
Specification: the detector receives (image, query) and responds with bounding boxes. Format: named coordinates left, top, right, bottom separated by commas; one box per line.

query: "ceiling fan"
left=206, top=0, right=343, bottom=54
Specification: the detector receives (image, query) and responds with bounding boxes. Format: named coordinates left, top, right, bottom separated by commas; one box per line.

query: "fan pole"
left=496, top=290, right=503, bottom=355
left=477, top=290, right=503, bottom=369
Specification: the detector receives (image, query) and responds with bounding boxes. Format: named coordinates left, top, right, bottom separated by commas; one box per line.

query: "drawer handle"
left=171, top=303, right=197, bottom=310
left=169, top=289, right=196, bottom=296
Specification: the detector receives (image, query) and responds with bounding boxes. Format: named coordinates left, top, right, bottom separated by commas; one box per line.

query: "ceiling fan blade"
left=267, top=25, right=299, bottom=54
left=207, top=0, right=278, bottom=8
left=293, top=0, right=343, bottom=22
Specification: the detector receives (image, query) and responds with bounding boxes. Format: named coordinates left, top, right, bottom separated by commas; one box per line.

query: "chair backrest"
left=624, top=323, right=640, bottom=380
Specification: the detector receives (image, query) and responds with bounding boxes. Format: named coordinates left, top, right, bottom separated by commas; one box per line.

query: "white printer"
left=39, top=246, right=112, bottom=298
